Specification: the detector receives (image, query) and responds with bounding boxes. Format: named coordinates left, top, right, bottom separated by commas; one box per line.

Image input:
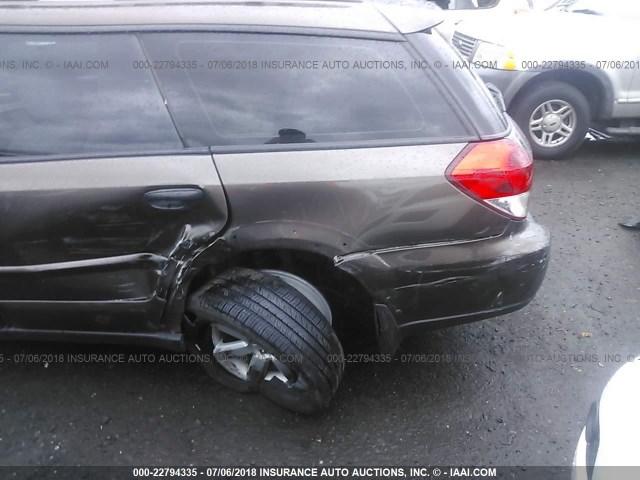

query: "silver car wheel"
left=210, top=324, right=294, bottom=384
left=529, top=99, right=576, bottom=148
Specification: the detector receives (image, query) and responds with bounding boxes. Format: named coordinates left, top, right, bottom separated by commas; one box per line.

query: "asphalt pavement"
left=0, top=141, right=639, bottom=470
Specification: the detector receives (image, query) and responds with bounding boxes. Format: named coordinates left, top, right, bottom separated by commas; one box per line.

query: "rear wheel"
left=186, top=267, right=344, bottom=414
left=511, top=80, right=590, bottom=160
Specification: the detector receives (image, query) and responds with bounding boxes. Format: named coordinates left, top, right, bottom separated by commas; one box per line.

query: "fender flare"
left=505, top=65, right=615, bottom=120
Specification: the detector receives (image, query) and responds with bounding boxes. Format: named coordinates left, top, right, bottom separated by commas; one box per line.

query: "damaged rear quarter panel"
left=213, top=144, right=512, bottom=257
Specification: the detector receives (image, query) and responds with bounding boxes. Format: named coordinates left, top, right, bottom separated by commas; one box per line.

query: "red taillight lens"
left=446, top=140, right=533, bottom=199
left=446, top=140, right=534, bottom=219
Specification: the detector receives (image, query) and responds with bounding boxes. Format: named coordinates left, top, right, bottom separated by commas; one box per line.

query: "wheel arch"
left=165, top=241, right=379, bottom=351
left=508, top=68, right=614, bottom=121
left=223, top=247, right=378, bottom=350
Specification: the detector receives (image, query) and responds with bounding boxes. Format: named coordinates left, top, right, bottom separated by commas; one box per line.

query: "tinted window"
left=412, top=32, right=507, bottom=135
left=0, top=34, right=182, bottom=156
left=142, top=33, right=468, bottom=147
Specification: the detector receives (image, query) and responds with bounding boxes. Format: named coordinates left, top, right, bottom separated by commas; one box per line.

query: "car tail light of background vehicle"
left=446, top=139, right=534, bottom=219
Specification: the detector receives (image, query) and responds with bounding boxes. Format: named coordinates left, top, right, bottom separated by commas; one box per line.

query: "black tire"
left=186, top=267, right=345, bottom=414
left=510, top=80, right=590, bottom=160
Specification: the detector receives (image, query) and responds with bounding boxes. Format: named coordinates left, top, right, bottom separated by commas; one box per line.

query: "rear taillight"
left=445, top=139, right=534, bottom=219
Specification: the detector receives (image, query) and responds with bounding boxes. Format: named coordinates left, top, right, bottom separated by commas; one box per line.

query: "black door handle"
left=144, top=188, right=203, bottom=211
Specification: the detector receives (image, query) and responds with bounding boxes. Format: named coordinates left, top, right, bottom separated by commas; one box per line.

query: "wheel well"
left=510, top=70, right=607, bottom=120
left=187, top=248, right=377, bottom=352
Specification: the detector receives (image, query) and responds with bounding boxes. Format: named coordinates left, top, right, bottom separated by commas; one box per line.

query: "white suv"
left=437, top=0, right=558, bottom=40
left=451, top=0, right=640, bottom=158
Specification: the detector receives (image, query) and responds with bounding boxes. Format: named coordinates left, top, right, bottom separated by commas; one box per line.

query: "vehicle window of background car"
left=141, top=33, right=469, bottom=148
left=0, top=34, right=182, bottom=157
left=535, top=0, right=562, bottom=9
left=447, top=0, right=500, bottom=10
left=558, top=0, right=640, bottom=19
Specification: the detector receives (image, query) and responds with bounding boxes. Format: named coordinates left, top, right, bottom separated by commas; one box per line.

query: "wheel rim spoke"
left=558, top=124, right=573, bottom=138
left=246, top=352, right=270, bottom=383
left=209, top=325, right=293, bottom=386
left=530, top=118, right=543, bottom=132
left=266, top=356, right=295, bottom=384
left=211, top=326, right=253, bottom=357
left=557, top=105, right=571, bottom=118
left=213, top=340, right=253, bottom=356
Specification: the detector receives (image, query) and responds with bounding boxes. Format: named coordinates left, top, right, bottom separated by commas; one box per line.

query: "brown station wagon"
left=0, top=0, right=550, bottom=413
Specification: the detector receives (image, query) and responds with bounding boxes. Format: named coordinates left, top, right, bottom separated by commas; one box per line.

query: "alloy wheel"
left=529, top=99, right=576, bottom=148
left=210, top=323, right=295, bottom=385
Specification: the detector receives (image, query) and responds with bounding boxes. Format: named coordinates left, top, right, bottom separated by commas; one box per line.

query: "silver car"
left=451, top=0, right=640, bottom=158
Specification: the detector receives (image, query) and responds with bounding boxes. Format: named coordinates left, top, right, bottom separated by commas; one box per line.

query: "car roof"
left=0, top=0, right=443, bottom=34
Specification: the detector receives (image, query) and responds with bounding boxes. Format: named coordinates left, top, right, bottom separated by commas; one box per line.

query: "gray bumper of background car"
left=476, top=68, right=539, bottom=109
left=336, top=217, right=550, bottom=353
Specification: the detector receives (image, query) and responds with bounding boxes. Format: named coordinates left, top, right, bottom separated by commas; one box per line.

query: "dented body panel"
left=214, top=144, right=512, bottom=254
left=0, top=153, right=228, bottom=334
left=336, top=218, right=550, bottom=330
left=213, top=142, right=550, bottom=345
left=0, top=2, right=550, bottom=354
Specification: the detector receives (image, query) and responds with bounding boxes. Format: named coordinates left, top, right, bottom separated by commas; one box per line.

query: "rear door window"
left=141, top=33, right=469, bottom=147
left=0, top=34, right=182, bottom=156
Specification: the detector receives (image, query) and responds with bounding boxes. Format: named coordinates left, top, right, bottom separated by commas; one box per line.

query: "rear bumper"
left=336, top=217, right=550, bottom=346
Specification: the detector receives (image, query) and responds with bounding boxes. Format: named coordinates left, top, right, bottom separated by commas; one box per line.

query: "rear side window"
left=410, top=32, right=508, bottom=136
left=0, top=34, right=182, bottom=156
left=141, top=33, right=469, bottom=147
